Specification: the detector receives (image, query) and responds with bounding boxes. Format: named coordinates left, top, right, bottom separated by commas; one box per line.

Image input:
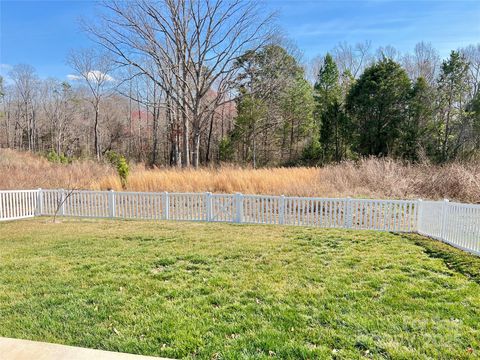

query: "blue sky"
left=1, top=0, right=479, bottom=81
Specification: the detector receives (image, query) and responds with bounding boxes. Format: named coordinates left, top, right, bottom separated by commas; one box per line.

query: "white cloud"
left=67, top=74, right=82, bottom=81
left=67, top=70, right=114, bottom=83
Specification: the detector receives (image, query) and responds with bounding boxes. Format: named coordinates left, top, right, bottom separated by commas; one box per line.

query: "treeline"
left=223, top=42, right=480, bottom=166
left=0, top=0, right=478, bottom=167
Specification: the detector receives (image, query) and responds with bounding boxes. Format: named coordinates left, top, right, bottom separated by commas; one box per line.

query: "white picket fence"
left=417, top=199, right=480, bottom=255
left=1, top=189, right=479, bottom=255
left=0, top=190, right=39, bottom=221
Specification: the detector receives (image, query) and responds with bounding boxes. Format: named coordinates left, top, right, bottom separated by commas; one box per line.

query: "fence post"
left=235, top=193, right=243, bottom=223
left=345, top=197, right=352, bottom=229
left=36, top=188, right=43, bottom=216
left=58, top=189, right=65, bottom=216
left=416, top=199, right=422, bottom=233
left=108, top=190, right=116, bottom=218
left=440, top=198, right=449, bottom=240
left=279, top=195, right=285, bottom=225
left=163, top=192, right=170, bottom=220
left=206, top=192, right=212, bottom=221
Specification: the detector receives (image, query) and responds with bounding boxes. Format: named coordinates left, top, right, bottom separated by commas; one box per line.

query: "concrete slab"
left=0, top=337, right=173, bottom=360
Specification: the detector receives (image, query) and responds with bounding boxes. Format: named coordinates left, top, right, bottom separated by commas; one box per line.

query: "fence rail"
left=1, top=189, right=479, bottom=255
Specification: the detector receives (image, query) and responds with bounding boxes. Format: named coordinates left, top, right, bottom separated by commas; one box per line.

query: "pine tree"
left=436, top=51, right=471, bottom=161
left=346, top=58, right=411, bottom=156
left=320, top=100, right=351, bottom=163
left=281, top=73, right=315, bottom=163
left=313, top=53, right=340, bottom=122
left=308, top=53, right=351, bottom=164
left=397, top=77, right=435, bottom=161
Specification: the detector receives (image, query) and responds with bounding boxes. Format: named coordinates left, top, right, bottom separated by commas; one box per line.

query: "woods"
left=0, top=0, right=479, bottom=168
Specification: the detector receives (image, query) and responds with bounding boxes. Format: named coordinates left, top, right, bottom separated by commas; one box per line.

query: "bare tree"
left=375, top=45, right=401, bottom=62
left=41, top=79, right=75, bottom=154
left=67, top=49, right=115, bottom=160
left=332, top=40, right=373, bottom=78
left=9, top=64, right=39, bottom=151
left=53, top=188, right=77, bottom=223
left=460, top=44, right=480, bottom=98
left=0, top=76, right=8, bottom=147
left=402, top=42, right=440, bottom=85
left=84, top=0, right=274, bottom=167
left=305, top=55, right=324, bottom=85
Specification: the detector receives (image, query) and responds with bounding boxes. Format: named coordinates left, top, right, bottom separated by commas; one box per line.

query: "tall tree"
left=319, top=100, right=351, bottom=163
left=230, top=89, right=267, bottom=166
left=41, top=80, right=75, bottom=155
left=460, top=44, right=480, bottom=98
left=468, top=91, right=480, bottom=153
left=397, top=77, right=435, bottom=160
left=9, top=64, right=39, bottom=151
left=87, top=0, right=274, bottom=167
left=402, top=42, right=440, bottom=85
left=332, top=41, right=373, bottom=79
left=436, top=51, right=470, bottom=161
left=67, top=49, right=115, bottom=160
left=313, top=53, right=340, bottom=117
left=311, top=53, right=351, bottom=163
left=280, top=73, right=314, bottom=163
left=346, top=58, right=411, bottom=156
left=232, top=44, right=306, bottom=166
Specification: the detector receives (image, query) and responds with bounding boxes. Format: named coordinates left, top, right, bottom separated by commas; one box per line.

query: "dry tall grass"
left=0, top=149, right=115, bottom=190
left=1, top=149, right=479, bottom=203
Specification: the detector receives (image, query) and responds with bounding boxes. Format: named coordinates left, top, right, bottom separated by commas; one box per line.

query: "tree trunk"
left=442, top=93, right=453, bottom=161
left=151, top=103, right=159, bottom=167
left=192, top=130, right=201, bottom=168
left=182, top=110, right=190, bottom=167
left=252, top=122, right=257, bottom=169
left=94, top=104, right=100, bottom=160
left=5, top=108, right=10, bottom=148
left=206, top=113, right=214, bottom=163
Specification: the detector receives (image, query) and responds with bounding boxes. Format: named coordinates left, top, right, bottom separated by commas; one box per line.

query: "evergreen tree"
left=232, top=45, right=312, bottom=166
left=397, top=77, right=435, bottom=161
left=435, top=51, right=471, bottom=161
left=314, top=54, right=340, bottom=117
left=229, top=89, right=267, bottom=166
left=346, top=58, right=411, bottom=156
left=466, top=91, right=480, bottom=154
left=305, top=53, right=350, bottom=164
left=281, top=73, right=315, bottom=163
left=320, top=100, right=351, bottom=163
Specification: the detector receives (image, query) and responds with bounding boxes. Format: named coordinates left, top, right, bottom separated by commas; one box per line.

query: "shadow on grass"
left=398, top=233, right=480, bottom=284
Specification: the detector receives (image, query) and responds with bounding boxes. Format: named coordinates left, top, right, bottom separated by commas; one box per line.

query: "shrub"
left=219, top=138, right=235, bottom=162
left=105, top=151, right=130, bottom=189
left=46, top=150, right=70, bottom=164
left=301, top=139, right=322, bottom=165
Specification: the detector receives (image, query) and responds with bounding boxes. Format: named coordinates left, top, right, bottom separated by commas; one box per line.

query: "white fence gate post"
left=108, top=190, right=116, bottom=218
left=163, top=192, right=169, bottom=220
left=206, top=192, right=212, bottom=221
left=440, top=198, right=449, bottom=240
left=36, top=188, right=43, bottom=216
left=235, top=193, right=243, bottom=223
left=279, top=195, right=285, bottom=225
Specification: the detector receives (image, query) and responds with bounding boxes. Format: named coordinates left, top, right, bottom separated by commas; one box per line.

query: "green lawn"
left=0, top=219, right=479, bottom=359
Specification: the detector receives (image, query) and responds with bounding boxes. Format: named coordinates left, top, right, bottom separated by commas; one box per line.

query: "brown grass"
left=0, top=149, right=115, bottom=190
left=1, top=149, right=479, bottom=203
